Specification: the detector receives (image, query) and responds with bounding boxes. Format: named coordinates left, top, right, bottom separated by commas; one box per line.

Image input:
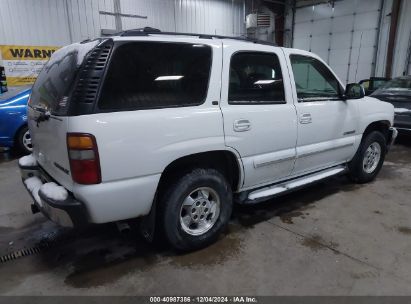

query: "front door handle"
left=300, top=113, right=312, bottom=124
left=233, top=119, right=251, bottom=132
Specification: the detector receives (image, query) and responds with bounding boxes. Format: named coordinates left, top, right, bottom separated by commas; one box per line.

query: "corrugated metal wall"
left=0, top=0, right=245, bottom=47
left=121, top=0, right=245, bottom=36
left=0, top=0, right=72, bottom=46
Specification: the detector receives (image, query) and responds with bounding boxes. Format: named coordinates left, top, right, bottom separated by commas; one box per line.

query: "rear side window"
left=290, top=55, right=341, bottom=101
left=98, top=42, right=212, bottom=110
left=228, top=52, right=285, bottom=104
left=30, top=40, right=98, bottom=115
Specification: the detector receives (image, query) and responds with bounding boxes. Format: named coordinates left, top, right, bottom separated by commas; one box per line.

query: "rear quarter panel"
left=69, top=105, right=230, bottom=223
left=68, top=106, right=228, bottom=183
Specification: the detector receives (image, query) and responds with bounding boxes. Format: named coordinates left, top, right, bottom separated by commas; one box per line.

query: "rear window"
left=98, top=42, right=212, bottom=111
left=30, top=41, right=99, bottom=115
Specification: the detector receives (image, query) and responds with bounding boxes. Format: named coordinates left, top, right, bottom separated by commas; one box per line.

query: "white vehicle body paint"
left=22, top=34, right=395, bottom=225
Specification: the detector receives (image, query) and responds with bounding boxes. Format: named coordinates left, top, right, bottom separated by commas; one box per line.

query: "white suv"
left=19, top=28, right=397, bottom=251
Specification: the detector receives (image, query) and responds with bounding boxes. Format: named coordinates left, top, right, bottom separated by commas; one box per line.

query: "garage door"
left=292, top=0, right=382, bottom=84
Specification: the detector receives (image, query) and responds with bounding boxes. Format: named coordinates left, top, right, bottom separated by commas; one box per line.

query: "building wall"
left=373, top=0, right=392, bottom=78
left=0, top=0, right=73, bottom=46
left=392, top=0, right=411, bottom=76
left=0, top=0, right=246, bottom=47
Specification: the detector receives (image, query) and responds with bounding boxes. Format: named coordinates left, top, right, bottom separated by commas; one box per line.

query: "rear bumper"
left=38, top=190, right=88, bottom=227
left=19, top=159, right=88, bottom=228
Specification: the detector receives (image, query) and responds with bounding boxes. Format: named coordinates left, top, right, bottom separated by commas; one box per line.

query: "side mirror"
left=343, top=83, right=365, bottom=100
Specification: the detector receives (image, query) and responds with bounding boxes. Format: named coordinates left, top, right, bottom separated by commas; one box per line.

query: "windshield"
left=373, top=79, right=389, bottom=89
left=30, top=40, right=99, bottom=115
left=371, top=78, right=411, bottom=98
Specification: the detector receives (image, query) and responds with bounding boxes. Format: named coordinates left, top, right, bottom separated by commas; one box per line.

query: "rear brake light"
left=67, top=133, right=101, bottom=184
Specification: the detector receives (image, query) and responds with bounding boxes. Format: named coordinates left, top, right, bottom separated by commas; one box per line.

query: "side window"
left=290, top=55, right=342, bottom=102
left=99, top=42, right=212, bottom=111
left=228, top=52, right=285, bottom=104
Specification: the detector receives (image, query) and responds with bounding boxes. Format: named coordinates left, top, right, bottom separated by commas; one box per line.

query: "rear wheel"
left=16, top=126, right=32, bottom=155
left=159, top=168, right=232, bottom=251
left=348, top=131, right=386, bottom=183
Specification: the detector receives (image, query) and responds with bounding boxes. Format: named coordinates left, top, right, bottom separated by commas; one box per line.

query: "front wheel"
left=159, top=168, right=232, bottom=251
left=348, top=131, right=386, bottom=183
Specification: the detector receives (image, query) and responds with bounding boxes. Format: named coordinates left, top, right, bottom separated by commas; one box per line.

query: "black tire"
left=348, top=131, right=386, bottom=183
left=16, top=126, right=32, bottom=155
left=159, top=168, right=232, bottom=251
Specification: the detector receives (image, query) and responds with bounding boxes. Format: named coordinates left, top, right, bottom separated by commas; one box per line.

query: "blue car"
left=0, top=86, right=32, bottom=154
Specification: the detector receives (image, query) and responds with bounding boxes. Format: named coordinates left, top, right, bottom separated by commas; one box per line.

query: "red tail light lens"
left=67, top=133, right=101, bottom=184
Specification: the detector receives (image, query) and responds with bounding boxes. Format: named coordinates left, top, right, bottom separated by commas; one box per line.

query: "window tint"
left=228, top=52, right=285, bottom=104
left=290, top=55, right=341, bottom=101
left=99, top=42, right=212, bottom=110
left=31, top=41, right=98, bottom=115
left=371, top=77, right=411, bottom=101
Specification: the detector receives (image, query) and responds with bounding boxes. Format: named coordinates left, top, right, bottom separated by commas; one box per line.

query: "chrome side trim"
left=254, top=156, right=295, bottom=168
left=253, top=148, right=296, bottom=169
left=297, top=142, right=354, bottom=158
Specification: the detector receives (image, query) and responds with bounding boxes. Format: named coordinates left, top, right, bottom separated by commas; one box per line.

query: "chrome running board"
left=247, top=166, right=346, bottom=201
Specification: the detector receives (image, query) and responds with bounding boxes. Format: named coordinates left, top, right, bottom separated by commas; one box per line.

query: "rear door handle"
left=299, top=113, right=312, bottom=124
left=233, top=119, right=251, bottom=132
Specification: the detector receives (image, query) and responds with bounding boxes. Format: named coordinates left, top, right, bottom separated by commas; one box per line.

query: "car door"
left=283, top=50, right=359, bottom=175
left=220, top=41, right=298, bottom=190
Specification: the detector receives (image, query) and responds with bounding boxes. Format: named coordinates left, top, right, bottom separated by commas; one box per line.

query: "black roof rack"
left=117, top=27, right=277, bottom=47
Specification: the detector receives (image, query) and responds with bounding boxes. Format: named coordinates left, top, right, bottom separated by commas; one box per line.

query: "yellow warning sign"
left=0, top=45, right=60, bottom=86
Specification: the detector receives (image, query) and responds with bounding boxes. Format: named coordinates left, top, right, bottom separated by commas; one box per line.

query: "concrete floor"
left=0, top=136, right=411, bottom=295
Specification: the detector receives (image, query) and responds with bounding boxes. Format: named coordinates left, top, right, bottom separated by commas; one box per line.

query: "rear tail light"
left=67, top=133, right=101, bottom=184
